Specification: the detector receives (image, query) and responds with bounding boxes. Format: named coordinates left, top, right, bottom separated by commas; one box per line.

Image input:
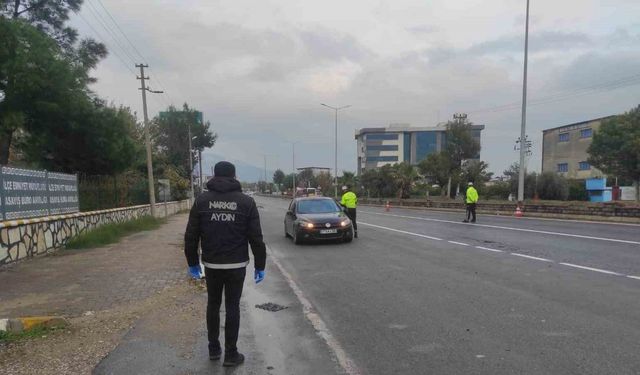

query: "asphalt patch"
left=255, top=303, right=288, bottom=312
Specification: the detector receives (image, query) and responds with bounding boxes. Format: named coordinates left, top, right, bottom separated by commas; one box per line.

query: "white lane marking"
left=475, top=246, right=504, bottom=253
left=360, top=211, right=640, bottom=245
left=627, top=276, right=640, bottom=281
left=359, top=222, right=443, bottom=241
left=268, top=246, right=362, bottom=375
left=558, top=263, right=623, bottom=276
left=448, top=241, right=469, bottom=246
left=511, top=253, right=554, bottom=262
left=359, top=203, right=640, bottom=228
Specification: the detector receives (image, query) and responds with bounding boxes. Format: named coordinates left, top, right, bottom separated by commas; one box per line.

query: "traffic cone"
left=385, top=201, right=391, bottom=212
left=514, top=205, right=523, bottom=218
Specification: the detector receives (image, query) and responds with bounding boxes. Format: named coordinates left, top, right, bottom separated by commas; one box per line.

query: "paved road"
left=256, top=196, right=640, bottom=375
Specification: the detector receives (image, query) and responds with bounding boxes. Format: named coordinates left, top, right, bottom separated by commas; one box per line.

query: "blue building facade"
left=355, top=124, right=484, bottom=174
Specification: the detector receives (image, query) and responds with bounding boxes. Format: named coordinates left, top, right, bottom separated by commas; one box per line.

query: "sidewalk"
left=0, top=213, right=339, bottom=375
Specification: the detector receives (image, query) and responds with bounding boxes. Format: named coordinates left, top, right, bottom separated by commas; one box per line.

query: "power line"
left=76, top=11, right=167, bottom=109
left=88, top=0, right=177, bottom=105
left=468, top=73, right=640, bottom=115
left=85, top=0, right=138, bottom=64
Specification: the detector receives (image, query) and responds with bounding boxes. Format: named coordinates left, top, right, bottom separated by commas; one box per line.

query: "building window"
left=580, top=128, right=592, bottom=138
left=579, top=161, right=591, bottom=170
left=416, top=131, right=438, bottom=161
left=557, top=163, right=568, bottom=173
left=558, top=133, right=570, bottom=142
left=366, top=156, right=399, bottom=162
left=366, top=133, right=399, bottom=141
left=366, top=145, right=398, bottom=151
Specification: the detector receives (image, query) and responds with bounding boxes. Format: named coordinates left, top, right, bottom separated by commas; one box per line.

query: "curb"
left=0, top=316, right=68, bottom=334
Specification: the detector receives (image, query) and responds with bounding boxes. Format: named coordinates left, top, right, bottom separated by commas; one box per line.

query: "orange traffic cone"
left=514, top=205, right=523, bottom=218
left=385, top=201, right=391, bottom=212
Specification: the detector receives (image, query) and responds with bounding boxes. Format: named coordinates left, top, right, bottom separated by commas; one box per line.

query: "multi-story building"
left=355, top=123, right=484, bottom=174
left=541, top=116, right=613, bottom=179
left=296, top=167, right=331, bottom=176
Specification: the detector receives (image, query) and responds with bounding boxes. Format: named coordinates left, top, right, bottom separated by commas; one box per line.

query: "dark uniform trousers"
left=205, top=267, right=246, bottom=354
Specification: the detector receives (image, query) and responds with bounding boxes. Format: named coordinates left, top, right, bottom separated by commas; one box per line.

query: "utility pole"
left=321, top=104, right=351, bottom=198
left=199, top=149, right=203, bottom=191
left=517, top=0, right=531, bottom=204
left=292, top=144, right=296, bottom=196
left=137, top=64, right=163, bottom=217
left=188, top=127, right=194, bottom=203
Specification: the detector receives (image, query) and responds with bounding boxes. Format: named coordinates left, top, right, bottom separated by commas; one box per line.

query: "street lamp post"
left=321, top=104, right=351, bottom=198
left=517, top=0, right=531, bottom=204
left=287, top=141, right=299, bottom=197
left=189, top=134, right=196, bottom=204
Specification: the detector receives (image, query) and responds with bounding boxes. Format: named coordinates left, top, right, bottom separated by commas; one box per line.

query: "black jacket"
left=184, top=177, right=266, bottom=270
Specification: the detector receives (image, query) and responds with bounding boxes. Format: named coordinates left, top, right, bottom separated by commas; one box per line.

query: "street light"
left=286, top=141, right=300, bottom=197
left=321, top=103, right=351, bottom=198
left=517, top=0, right=531, bottom=204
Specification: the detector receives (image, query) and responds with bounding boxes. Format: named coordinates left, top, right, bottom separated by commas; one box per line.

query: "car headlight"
left=300, top=222, right=314, bottom=229
left=340, top=220, right=350, bottom=227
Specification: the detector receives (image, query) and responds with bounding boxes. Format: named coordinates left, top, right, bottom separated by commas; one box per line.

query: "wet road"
left=257, top=196, right=640, bottom=375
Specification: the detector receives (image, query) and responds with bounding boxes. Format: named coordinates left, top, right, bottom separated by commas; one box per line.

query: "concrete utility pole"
left=321, top=104, right=351, bottom=198
left=188, top=130, right=195, bottom=203
left=137, top=64, right=163, bottom=217
left=517, top=0, right=531, bottom=204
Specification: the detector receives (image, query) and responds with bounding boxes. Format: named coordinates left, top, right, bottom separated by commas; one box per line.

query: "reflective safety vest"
left=341, top=191, right=358, bottom=208
left=466, top=186, right=479, bottom=204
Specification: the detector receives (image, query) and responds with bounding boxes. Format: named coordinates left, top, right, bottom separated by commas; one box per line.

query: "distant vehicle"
left=284, top=197, right=353, bottom=244
left=295, top=187, right=320, bottom=197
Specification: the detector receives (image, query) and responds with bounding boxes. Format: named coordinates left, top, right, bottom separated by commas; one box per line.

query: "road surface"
left=256, top=196, right=640, bottom=375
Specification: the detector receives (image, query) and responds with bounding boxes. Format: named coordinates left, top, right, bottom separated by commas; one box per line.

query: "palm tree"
left=393, top=162, right=419, bottom=199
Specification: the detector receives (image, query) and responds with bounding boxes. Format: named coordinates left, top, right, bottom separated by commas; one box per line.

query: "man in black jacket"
left=184, top=161, right=266, bottom=367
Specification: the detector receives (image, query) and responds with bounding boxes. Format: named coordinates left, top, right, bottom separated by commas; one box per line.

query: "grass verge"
left=65, top=215, right=166, bottom=250
left=0, top=326, right=60, bottom=343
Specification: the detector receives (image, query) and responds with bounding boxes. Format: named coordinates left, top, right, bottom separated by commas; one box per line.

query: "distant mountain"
left=198, top=153, right=275, bottom=183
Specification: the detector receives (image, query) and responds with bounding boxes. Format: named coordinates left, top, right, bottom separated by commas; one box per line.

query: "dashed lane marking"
left=448, top=241, right=470, bottom=246
left=360, top=211, right=640, bottom=246
left=559, top=263, right=623, bottom=276
left=511, top=253, right=554, bottom=262
left=475, top=246, right=504, bottom=253
left=360, top=221, right=638, bottom=282
left=359, top=222, right=443, bottom=241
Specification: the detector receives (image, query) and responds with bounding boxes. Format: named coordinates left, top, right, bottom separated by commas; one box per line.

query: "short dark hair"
left=214, top=161, right=236, bottom=178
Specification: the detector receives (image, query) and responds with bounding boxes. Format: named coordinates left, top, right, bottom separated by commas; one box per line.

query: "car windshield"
left=297, top=199, right=340, bottom=214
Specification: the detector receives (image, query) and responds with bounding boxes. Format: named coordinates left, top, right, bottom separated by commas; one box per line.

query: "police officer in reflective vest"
left=340, top=185, right=358, bottom=238
left=463, top=181, right=479, bottom=223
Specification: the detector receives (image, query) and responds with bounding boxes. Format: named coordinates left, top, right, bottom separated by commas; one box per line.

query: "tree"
left=152, top=104, right=217, bottom=180
left=315, top=172, right=333, bottom=195
left=360, top=164, right=397, bottom=198
left=339, top=171, right=358, bottom=189
left=503, top=163, right=537, bottom=199
left=392, top=162, right=419, bottom=198
left=442, top=118, right=481, bottom=197
left=297, top=169, right=315, bottom=188
left=418, top=152, right=451, bottom=193
left=273, top=169, right=285, bottom=187
left=588, top=107, right=640, bottom=201
left=461, top=160, right=493, bottom=187
left=0, top=1, right=107, bottom=164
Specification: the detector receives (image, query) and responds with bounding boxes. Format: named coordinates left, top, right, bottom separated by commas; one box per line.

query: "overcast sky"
left=70, top=0, right=640, bottom=177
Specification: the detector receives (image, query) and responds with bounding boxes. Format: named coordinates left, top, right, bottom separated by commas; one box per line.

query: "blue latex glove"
left=188, top=265, right=202, bottom=279
left=254, top=269, right=265, bottom=284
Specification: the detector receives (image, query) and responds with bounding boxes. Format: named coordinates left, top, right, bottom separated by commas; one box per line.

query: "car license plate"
left=320, top=229, right=338, bottom=234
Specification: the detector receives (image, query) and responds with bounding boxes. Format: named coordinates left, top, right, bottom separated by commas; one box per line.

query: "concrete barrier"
left=0, top=200, right=190, bottom=266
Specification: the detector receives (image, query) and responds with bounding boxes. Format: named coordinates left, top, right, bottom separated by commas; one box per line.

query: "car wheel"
left=293, top=230, right=303, bottom=245
left=343, top=231, right=353, bottom=243
left=284, top=223, right=291, bottom=238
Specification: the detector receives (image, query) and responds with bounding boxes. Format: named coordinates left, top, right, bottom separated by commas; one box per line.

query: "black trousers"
left=204, top=267, right=246, bottom=354
left=346, top=208, right=357, bottom=232
left=466, top=203, right=477, bottom=222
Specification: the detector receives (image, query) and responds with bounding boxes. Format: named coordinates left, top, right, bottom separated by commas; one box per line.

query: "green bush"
left=483, top=181, right=511, bottom=200
left=537, top=172, right=569, bottom=200
left=568, top=179, right=589, bottom=201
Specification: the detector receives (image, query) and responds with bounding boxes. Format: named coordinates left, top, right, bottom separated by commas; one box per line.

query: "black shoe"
left=223, top=352, right=245, bottom=367
left=462, top=220, right=469, bottom=223
left=354, top=231, right=358, bottom=238
left=209, top=347, right=222, bottom=360
left=470, top=220, right=476, bottom=223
